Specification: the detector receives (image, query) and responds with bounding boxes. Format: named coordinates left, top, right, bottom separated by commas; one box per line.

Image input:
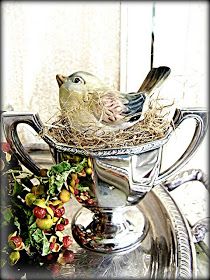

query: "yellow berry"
left=70, top=179, right=75, bottom=188
left=85, top=168, right=92, bottom=175
left=59, top=189, right=71, bottom=203
left=25, top=193, right=37, bottom=207
left=71, top=173, right=77, bottom=180
left=36, top=217, right=53, bottom=230
left=87, top=157, right=92, bottom=168
left=70, top=186, right=74, bottom=194
left=9, top=251, right=20, bottom=265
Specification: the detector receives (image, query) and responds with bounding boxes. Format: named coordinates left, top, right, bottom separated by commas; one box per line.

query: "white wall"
left=152, top=2, right=208, bottom=175
left=2, top=2, right=121, bottom=122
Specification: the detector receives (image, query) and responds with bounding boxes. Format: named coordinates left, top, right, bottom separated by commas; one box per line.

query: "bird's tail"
left=138, top=66, right=171, bottom=94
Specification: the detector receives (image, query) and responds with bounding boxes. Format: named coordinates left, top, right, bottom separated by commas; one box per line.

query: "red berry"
left=87, top=198, right=95, bottom=205
left=75, top=178, right=80, bottom=184
left=54, top=206, right=65, bottom=218
left=76, top=197, right=82, bottom=203
left=63, top=218, right=69, bottom=225
left=60, top=206, right=65, bottom=215
left=50, top=242, right=55, bottom=250
left=74, top=189, right=79, bottom=195
left=33, top=206, right=47, bottom=219
left=43, top=229, right=52, bottom=234
left=63, top=250, right=75, bottom=263
left=1, top=142, right=11, bottom=153
left=49, top=204, right=56, bottom=212
left=9, top=236, right=22, bottom=248
left=56, top=224, right=65, bottom=231
left=84, top=191, right=89, bottom=197
left=62, top=236, right=73, bottom=248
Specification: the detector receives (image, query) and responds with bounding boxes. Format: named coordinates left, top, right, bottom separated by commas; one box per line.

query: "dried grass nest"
left=44, top=99, right=174, bottom=150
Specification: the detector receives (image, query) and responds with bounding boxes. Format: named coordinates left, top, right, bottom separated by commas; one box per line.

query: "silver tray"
left=57, top=184, right=196, bottom=279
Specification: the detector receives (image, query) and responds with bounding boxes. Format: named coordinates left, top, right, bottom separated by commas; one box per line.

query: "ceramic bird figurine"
left=56, top=66, right=171, bottom=134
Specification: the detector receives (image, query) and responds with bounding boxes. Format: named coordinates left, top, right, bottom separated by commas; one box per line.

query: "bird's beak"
left=56, top=74, right=67, bottom=88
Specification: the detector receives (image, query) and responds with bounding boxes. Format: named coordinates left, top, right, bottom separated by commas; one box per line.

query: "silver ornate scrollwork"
left=191, top=218, right=209, bottom=243
left=153, top=186, right=197, bottom=279
left=163, top=168, right=209, bottom=245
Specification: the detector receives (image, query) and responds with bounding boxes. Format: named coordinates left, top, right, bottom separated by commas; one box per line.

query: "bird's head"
left=56, top=71, right=108, bottom=112
left=56, top=71, right=106, bottom=92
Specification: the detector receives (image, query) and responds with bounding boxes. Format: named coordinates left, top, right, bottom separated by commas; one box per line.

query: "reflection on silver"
left=72, top=205, right=148, bottom=253
left=55, top=185, right=197, bottom=279
left=91, top=148, right=162, bottom=207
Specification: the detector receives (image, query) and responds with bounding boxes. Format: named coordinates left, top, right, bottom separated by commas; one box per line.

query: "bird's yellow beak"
left=56, top=74, right=67, bottom=88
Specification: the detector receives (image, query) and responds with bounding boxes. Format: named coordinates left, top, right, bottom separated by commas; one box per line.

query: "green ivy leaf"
left=48, top=161, right=71, bottom=175
left=14, top=217, right=21, bottom=234
left=77, top=184, right=90, bottom=192
left=71, top=158, right=87, bottom=173
left=23, top=208, right=33, bottom=220
left=28, top=214, right=35, bottom=226
left=12, top=180, right=23, bottom=196
left=24, top=238, right=30, bottom=247
left=48, top=176, right=57, bottom=195
left=29, top=221, right=37, bottom=231
left=42, top=233, right=50, bottom=256
left=32, top=228, right=43, bottom=244
left=47, top=159, right=87, bottom=195
left=2, top=207, right=13, bottom=223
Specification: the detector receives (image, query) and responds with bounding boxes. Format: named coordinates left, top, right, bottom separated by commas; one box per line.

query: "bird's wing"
left=93, top=91, right=146, bottom=125
left=138, top=66, right=171, bottom=94
left=92, top=66, right=171, bottom=127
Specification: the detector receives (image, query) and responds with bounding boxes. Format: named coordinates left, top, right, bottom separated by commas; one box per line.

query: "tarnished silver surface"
left=54, top=185, right=197, bottom=279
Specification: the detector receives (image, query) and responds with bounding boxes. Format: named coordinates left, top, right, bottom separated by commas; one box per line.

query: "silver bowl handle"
left=1, top=112, right=45, bottom=175
left=155, top=108, right=208, bottom=185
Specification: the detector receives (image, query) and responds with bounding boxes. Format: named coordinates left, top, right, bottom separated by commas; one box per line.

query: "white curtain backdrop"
left=2, top=2, right=121, bottom=124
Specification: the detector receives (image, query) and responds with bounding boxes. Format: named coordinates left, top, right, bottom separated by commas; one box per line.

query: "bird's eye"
left=72, top=77, right=83, bottom=84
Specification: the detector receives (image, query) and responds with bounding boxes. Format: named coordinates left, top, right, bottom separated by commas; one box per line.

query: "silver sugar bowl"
left=2, top=108, right=208, bottom=254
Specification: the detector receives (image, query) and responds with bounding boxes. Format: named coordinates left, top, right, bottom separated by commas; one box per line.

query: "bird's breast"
left=64, top=107, right=103, bottom=133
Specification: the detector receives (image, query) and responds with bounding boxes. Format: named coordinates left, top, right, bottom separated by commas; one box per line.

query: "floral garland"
left=0, top=142, right=95, bottom=278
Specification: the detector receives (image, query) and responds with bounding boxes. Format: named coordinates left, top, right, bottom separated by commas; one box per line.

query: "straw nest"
left=44, top=98, right=174, bottom=150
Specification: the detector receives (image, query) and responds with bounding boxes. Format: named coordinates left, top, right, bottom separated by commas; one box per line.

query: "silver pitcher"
left=1, top=108, right=208, bottom=253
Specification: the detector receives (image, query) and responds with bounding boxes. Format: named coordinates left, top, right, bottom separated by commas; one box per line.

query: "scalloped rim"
left=43, top=125, right=174, bottom=157
left=153, top=185, right=197, bottom=278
